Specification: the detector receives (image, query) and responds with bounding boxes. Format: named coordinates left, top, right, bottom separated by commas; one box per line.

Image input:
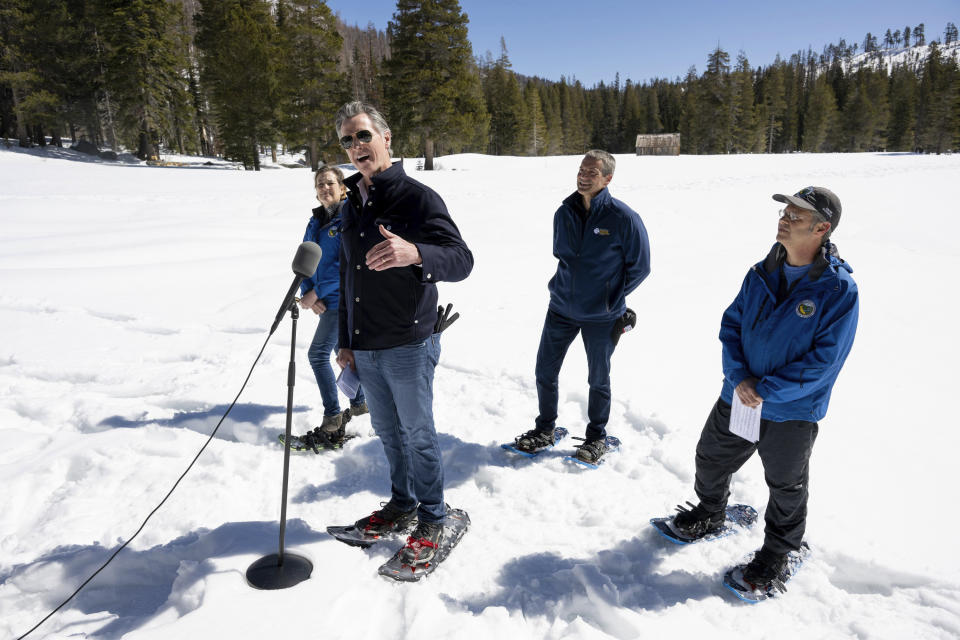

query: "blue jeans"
left=353, top=335, right=445, bottom=523
left=535, top=309, right=618, bottom=441
left=307, top=309, right=364, bottom=417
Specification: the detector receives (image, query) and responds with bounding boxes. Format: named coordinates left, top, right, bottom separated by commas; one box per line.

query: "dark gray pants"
left=694, top=399, right=819, bottom=555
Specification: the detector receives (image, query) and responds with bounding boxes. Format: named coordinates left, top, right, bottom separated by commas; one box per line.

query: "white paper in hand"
left=336, top=366, right=360, bottom=399
left=730, top=393, right=762, bottom=443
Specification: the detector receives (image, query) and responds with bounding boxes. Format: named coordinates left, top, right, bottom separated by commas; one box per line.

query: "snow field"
left=1, top=146, right=959, bottom=639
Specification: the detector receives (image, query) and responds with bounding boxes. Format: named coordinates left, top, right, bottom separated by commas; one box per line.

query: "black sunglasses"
left=339, top=129, right=374, bottom=149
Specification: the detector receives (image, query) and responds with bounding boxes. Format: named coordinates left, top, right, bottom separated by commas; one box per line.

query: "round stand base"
left=246, top=552, right=313, bottom=590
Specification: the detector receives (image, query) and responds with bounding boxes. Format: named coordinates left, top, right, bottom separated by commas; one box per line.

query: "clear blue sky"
left=326, top=0, right=957, bottom=85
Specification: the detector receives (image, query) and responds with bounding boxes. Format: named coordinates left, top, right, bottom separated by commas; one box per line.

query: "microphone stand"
left=246, top=299, right=313, bottom=589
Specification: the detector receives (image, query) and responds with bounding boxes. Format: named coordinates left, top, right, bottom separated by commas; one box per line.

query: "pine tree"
left=590, top=80, right=619, bottom=151
left=653, top=78, right=682, bottom=133
left=802, top=75, right=838, bottom=152
left=523, top=81, right=546, bottom=155
left=917, top=42, right=959, bottom=153
left=165, top=0, right=209, bottom=156
left=195, top=0, right=279, bottom=169
left=868, top=67, right=891, bottom=149
left=558, top=77, right=589, bottom=153
left=700, top=46, right=733, bottom=153
left=678, top=66, right=700, bottom=153
left=759, top=59, right=786, bottom=152
left=482, top=38, right=526, bottom=155
left=839, top=67, right=888, bottom=151
left=0, top=0, right=67, bottom=146
left=887, top=64, right=918, bottom=151
left=538, top=82, right=564, bottom=155
left=731, top=52, right=759, bottom=153
left=946, top=23, right=958, bottom=45
left=619, top=80, right=644, bottom=151
left=274, top=0, right=344, bottom=170
left=97, top=0, right=192, bottom=159
left=339, top=21, right=387, bottom=105
left=384, top=0, right=488, bottom=169
left=644, top=84, right=663, bottom=134
left=780, top=56, right=805, bottom=152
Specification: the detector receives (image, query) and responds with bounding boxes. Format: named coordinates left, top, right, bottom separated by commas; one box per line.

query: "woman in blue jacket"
left=298, top=167, right=366, bottom=446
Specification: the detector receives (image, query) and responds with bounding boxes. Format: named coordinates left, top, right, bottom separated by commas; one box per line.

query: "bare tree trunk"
left=767, top=115, right=775, bottom=154
left=94, top=30, right=118, bottom=151
left=10, top=86, right=30, bottom=147
left=424, top=137, right=434, bottom=170
left=137, top=122, right=157, bottom=160
left=253, top=143, right=261, bottom=171
left=271, top=144, right=277, bottom=164
left=307, top=140, right=319, bottom=171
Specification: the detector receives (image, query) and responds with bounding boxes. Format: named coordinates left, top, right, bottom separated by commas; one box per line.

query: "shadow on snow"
left=293, top=432, right=520, bottom=503
left=96, top=403, right=305, bottom=444
left=446, top=530, right=722, bottom=630
left=2, top=519, right=327, bottom=639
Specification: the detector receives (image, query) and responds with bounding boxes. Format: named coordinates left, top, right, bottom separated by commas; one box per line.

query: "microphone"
left=270, top=242, right=322, bottom=335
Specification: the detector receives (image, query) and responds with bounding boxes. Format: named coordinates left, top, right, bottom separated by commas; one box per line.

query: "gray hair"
left=335, top=101, right=391, bottom=139
left=584, top=149, right=616, bottom=176
left=808, top=211, right=833, bottom=241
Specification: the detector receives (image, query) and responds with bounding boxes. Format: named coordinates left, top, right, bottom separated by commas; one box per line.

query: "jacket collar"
left=311, top=200, right=343, bottom=226
left=761, top=242, right=851, bottom=282
left=344, top=161, right=405, bottom=204
left=562, top=187, right=612, bottom=216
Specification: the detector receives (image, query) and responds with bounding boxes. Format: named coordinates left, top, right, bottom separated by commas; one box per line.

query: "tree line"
left=1, top=0, right=957, bottom=170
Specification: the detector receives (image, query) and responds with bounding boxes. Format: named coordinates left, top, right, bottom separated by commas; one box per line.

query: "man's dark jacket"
left=548, top=187, right=650, bottom=323
left=338, top=162, right=473, bottom=350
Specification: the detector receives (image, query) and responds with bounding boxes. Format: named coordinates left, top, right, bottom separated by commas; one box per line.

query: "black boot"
left=355, top=501, right=418, bottom=536
left=672, top=501, right=724, bottom=539
left=742, top=546, right=789, bottom=593
left=512, top=428, right=555, bottom=453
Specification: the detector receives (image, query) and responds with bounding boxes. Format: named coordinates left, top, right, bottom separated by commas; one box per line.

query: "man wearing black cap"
left=666, top=186, right=858, bottom=595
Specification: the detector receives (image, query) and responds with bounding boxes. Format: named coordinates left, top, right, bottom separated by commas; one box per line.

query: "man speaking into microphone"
left=334, top=101, right=473, bottom=564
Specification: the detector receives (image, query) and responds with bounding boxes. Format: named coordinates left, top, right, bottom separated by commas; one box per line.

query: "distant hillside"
left=845, top=40, right=960, bottom=73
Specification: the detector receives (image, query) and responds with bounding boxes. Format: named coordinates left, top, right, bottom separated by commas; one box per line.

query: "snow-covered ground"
left=845, top=40, right=960, bottom=73
left=1, top=145, right=958, bottom=639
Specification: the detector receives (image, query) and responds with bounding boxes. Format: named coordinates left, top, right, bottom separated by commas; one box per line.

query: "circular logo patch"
left=328, top=227, right=338, bottom=237
left=796, top=300, right=816, bottom=318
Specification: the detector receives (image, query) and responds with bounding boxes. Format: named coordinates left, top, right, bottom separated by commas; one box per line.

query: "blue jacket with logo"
left=547, top=188, right=650, bottom=323
left=719, top=243, right=859, bottom=422
left=300, top=201, right=345, bottom=311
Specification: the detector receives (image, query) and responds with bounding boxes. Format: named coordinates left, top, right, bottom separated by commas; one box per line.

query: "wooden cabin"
left=635, top=133, right=681, bottom=156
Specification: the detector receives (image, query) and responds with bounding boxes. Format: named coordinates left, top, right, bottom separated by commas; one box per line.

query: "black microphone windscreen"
left=292, top=241, right=322, bottom=277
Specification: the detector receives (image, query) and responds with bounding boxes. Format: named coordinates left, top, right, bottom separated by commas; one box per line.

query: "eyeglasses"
left=339, top=129, right=374, bottom=149
left=778, top=207, right=806, bottom=222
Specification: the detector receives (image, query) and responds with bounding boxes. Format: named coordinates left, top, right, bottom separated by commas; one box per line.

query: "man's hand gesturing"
left=365, top=224, right=422, bottom=271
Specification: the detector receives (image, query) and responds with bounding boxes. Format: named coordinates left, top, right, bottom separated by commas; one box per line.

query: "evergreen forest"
left=1, top=0, right=958, bottom=169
